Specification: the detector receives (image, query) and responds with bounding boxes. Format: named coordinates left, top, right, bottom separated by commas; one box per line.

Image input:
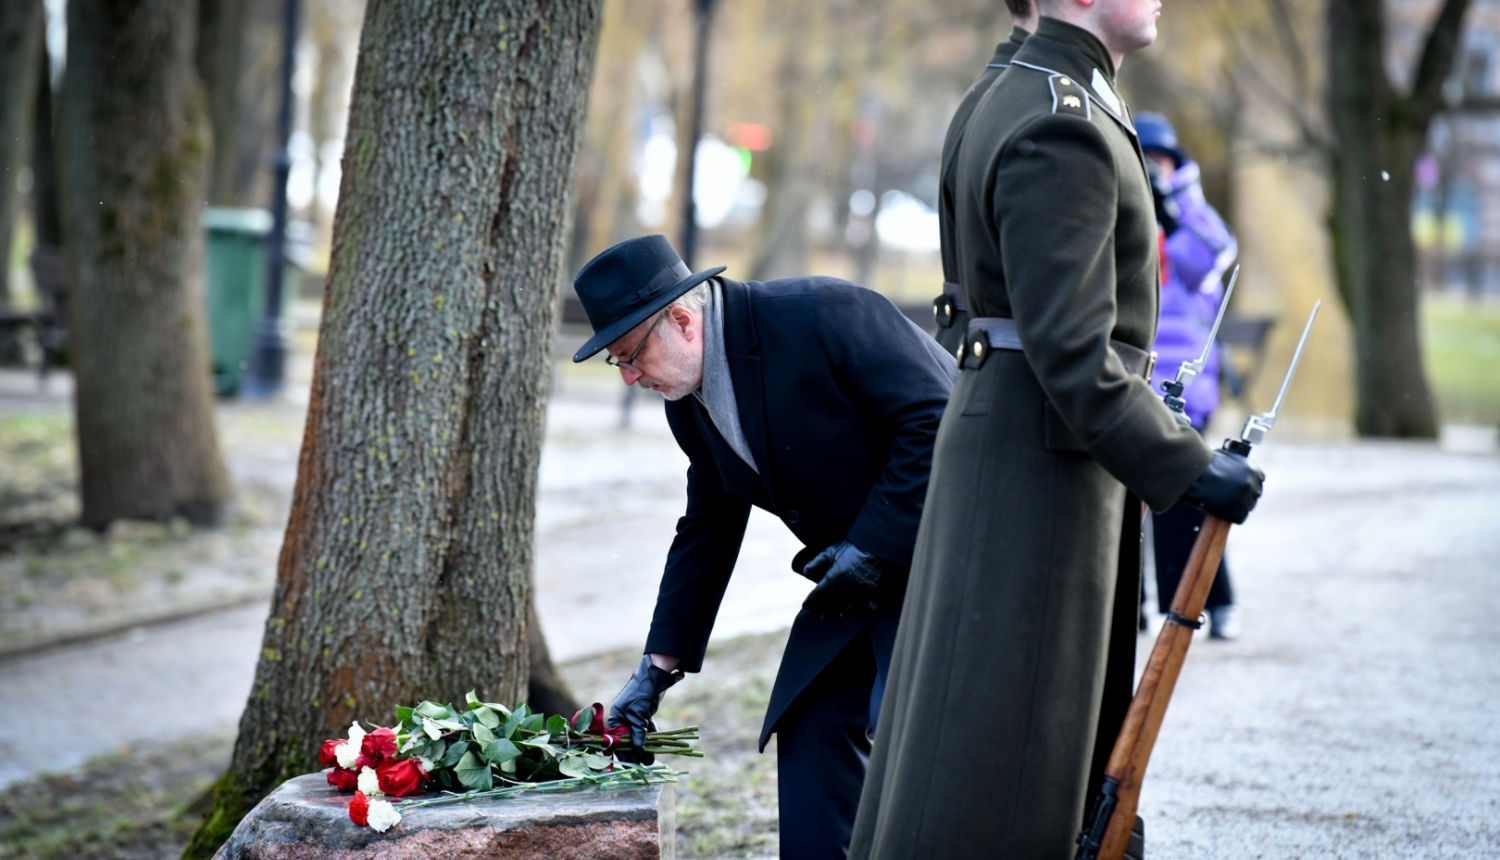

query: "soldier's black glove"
left=607, top=655, right=683, bottom=765
left=800, top=540, right=905, bottom=619
left=1180, top=448, right=1265, bottom=525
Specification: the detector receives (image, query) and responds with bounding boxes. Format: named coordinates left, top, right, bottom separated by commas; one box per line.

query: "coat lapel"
left=720, top=278, right=779, bottom=510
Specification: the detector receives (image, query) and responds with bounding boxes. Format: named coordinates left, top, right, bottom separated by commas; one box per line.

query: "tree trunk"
left=0, top=0, right=44, bottom=306
left=58, top=0, right=231, bottom=528
left=183, top=0, right=603, bottom=854
left=1325, top=0, right=1469, bottom=438
left=197, top=0, right=250, bottom=206
left=30, top=36, right=61, bottom=252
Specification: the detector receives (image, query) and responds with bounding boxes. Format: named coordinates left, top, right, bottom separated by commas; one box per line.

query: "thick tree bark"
left=183, top=1, right=603, bottom=854
left=58, top=0, right=231, bottom=527
left=197, top=0, right=250, bottom=205
left=0, top=0, right=44, bottom=305
left=1325, top=0, right=1470, bottom=437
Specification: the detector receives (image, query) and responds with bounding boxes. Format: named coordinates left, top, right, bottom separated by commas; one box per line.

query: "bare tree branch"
left=1208, top=0, right=1333, bottom=151
left=1261, top=0, right=1310, bottom=103
left=1410, top=0, right=1473, bottom=124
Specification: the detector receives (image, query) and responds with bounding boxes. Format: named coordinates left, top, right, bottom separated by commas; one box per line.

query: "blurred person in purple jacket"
left=1138, top=112, right=1243, bottom=640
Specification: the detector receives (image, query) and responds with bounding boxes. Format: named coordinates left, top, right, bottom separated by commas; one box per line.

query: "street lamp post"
left=677, top=0, right=716, bottom=270
left=246, top=0, right=299, bottom=398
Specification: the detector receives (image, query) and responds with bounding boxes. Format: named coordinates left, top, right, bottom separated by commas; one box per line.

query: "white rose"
left=357, top=765, right=382, bottom=796
left=347, top=722, right=367, bottom=744
left=334, top=741, right=360, bottom=770
left=366, top=798, right=402, bottom=832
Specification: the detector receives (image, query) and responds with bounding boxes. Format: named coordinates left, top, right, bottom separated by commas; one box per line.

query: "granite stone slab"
left=213, top=772, right=675, bottom=859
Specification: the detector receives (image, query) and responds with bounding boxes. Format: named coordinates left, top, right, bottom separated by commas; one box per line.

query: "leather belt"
left=933, top=282, right=967, bottom=328
left=959, top=316, right=1156, bottom=380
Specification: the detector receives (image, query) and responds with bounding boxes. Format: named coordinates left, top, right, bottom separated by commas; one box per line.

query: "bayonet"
left=1231, top=301, right=1320, bottom=452
left=1161, top=266, right=1239, bottom=426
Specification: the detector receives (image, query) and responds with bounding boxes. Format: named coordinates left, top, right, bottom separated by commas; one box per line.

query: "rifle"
left=1075, top=301, right=1321, bottom=860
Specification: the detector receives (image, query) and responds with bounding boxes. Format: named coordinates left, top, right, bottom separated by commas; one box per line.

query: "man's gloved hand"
left=800, top=540, right=904, bottom=619
left=1180, top=448, right=1265, bottom=525
left=608, top=655, right=683, bottom=765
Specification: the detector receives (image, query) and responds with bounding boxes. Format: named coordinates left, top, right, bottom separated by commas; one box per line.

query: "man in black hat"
left=570, top=234, right=955, bottom=859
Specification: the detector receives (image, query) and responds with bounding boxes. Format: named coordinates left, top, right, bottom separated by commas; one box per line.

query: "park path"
left=2, top=375, right=1498, bottom=857
left=0, top=377, right=806, bottom=786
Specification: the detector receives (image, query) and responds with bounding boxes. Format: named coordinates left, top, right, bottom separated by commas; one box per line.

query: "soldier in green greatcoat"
left=931, top=0, right=1035, bottom=355
left=851, top=1, right=1265, bottom=858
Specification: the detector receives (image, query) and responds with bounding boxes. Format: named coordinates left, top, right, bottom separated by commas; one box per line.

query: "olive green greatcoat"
left=934, top=26, right=1029, bottom=355
left=850, top=20, right=1215, bottom=860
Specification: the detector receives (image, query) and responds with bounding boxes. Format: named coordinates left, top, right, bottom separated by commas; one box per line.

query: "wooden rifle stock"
left=1076, top=513, right=1233, bottom=860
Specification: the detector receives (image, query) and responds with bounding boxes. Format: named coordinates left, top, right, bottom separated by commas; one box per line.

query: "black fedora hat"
left=571, top=235, right=725, bottom=362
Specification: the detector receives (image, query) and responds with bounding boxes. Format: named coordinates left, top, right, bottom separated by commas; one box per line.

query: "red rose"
left=349, top=790, right=370, bottom=826
left=319, top=739, right=344, bottom=767
left=360, top=727, right=398, bottom=764
left=376, top=757, right=429, bottom=797
left=327, top=766, right=359, bottom=791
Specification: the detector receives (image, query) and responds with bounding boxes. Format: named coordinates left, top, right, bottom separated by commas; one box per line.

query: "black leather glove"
left=607, top=655, right=683, bottom=764
left=800, top=540, right=905, bottom=619
left=1180, top=448, right=1265, bottom=524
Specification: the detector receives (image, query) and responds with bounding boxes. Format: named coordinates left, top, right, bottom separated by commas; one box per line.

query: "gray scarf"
left=692, top=280, right=758, bottom=473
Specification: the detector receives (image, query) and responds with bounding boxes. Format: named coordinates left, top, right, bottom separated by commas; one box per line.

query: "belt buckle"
left=933, top=296, right=956, bottom=328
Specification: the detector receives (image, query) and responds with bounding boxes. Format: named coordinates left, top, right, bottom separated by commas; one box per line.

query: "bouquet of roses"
left=321, top=691, right=700, bottom=832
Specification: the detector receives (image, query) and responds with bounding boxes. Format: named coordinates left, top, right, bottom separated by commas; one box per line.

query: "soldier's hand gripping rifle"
left=1160, top=266, right=1239, bottom=426
left=1075, top=301, right=1322, bottom=860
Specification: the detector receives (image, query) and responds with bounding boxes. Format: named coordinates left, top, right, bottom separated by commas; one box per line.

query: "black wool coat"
left=852, top=19, right=1215, bottom=860
left=643, top=275, right=955, bottom=748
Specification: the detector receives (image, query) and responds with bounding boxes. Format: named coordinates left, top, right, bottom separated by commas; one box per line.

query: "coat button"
left=786, top=510, right=800, bottom=524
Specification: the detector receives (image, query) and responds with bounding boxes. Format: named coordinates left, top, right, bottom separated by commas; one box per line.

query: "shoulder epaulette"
left=1048, top=74, right=1091, bottom=119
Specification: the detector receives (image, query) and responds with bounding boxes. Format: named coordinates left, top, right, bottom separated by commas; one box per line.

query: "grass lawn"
left=0, top=631, right=786, bottom=860
left=1422, top=294, right=1500, bottom=426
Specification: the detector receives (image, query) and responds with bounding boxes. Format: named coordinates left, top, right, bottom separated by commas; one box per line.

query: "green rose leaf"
left=572, top=707, right=594, bottom=733
left=475, top=707, right=501, bottom=729
left=501, top=709, right=524, bottom=740
left=500, top=756, right=517, bottom=774
left=584, top=753, right=613, bottom=771
left=521, top=713, right=545, bottom=733
left=557, top=754, right=588, bottom=779
left=454, top=751, right=493, bottom=790
left=424, top=739, right=447, bottom=764
left=395, top=705, right=414, bottom=725
left=415, top=701, right=450, bottom=720
left=422, top=718, right=442, bottom=740
left=546, top=714, right=568, bottom=737
left=434, top=717, right=467, bottom=731
left=517, top=732, right=551, bottom=748
left=442, top=739, right=470, bottom=768
left=483, top=738, right=521, bottom=765
left=465, top=690, right=481, bottom=709
left=472, top=722, right=496, bottom=745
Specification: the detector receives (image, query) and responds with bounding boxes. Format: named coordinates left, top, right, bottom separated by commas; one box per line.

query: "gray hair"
left=668, top=281, right=711, bottom=313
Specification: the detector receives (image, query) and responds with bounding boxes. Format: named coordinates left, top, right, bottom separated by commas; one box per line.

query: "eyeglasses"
left=604, top=311, right=667, bottom=373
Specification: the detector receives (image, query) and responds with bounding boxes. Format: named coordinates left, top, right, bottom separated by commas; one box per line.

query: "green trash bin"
left=204, top=208, right=272, bottom=396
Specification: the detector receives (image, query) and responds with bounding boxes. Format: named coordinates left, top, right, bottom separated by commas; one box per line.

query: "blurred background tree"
left=0, top=0, right=44, bottom=310
left=57, top=0, right=231, bottom=527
